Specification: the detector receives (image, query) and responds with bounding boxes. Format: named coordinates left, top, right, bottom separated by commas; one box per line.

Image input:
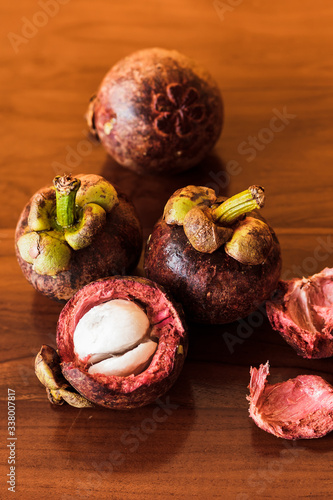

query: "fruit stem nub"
left=212, top=185, right=265, bottom=225
left=53, top=175, right=81, bottom=228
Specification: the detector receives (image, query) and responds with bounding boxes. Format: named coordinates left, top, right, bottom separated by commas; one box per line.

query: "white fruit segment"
left=88, top=339, right=158, bottom=376
left=73, top=299, right=155, bottom=376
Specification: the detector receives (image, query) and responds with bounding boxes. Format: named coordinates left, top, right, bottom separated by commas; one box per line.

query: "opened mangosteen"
left=144, top=185, right=282, bottom=324
left=87, top=47, right=223, bottom=175
left=35, top=276, right=187, bottom=409
left=266, top=267, right=333, bottom=359
left=15, top=174, right=142, bottom=301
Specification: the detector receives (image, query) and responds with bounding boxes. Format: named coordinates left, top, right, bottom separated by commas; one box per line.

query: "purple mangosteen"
left=87, top=48, right=223, bottom=175
left=144, top=185, right=282, bottom=324
left=15, top=174, right=142, bottom=301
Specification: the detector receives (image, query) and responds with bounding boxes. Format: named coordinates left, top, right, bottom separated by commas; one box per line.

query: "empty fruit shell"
left=248, top=362, right=333, bottom=440
left=266, top=268, right=333, bottom=359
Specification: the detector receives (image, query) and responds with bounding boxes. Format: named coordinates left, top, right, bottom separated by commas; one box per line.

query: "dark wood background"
left=1, top=0, right=333, bottom=498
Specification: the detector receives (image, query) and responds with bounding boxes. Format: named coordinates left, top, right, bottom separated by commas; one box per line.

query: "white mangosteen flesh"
left=73, top=299, right=157, bottom=376
left=88, top=340, right=157, bottom=377
left=266, top=268, right=333, bottom=359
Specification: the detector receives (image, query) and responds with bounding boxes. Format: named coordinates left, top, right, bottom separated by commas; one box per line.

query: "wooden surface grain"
left=1, top=0, right=333, bottom=498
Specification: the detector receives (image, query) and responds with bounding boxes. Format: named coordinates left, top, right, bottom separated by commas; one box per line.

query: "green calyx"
left=28, top=188, right=56, bottom=231
left=17, top=174, right=118, bottom=276
left=64, top=203, right=106, bottom=250
left=54, top=175, right=81, bottom=228
left=164, top=185, right=271, bottom=263
left=212, top=185, right=265, bottom=225
left=17, top=231, right=71, bottom=275
left=75, top=176, right=118, bottom=212
left=163, top=186, right=217, bottom=225
left=224, top=217, right=273, bottom=265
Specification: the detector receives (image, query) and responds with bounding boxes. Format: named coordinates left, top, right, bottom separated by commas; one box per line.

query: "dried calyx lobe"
left=145, top=184, right=281, bottom=324
left=248, top=362, right=333, bottom=440
left=56, top=276, right=188, bottom=409
left=266, top=268, right=333, bottom=358
left=35, top=345, right=93, bottom=408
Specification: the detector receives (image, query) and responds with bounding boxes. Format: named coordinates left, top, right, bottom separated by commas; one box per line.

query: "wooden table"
left=1, top=0, right=333, bottom=498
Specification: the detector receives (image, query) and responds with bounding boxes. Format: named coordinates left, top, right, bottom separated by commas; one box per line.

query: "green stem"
left=212, top=185, right=265, bottom=225
left=53, top=175, right=81, bottom=228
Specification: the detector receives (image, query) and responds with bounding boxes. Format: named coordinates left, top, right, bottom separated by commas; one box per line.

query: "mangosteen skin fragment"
left=144, top=218, right=281, bottom=324
left=266, top=268, right=333, bottom=359
left=88, top=47, right=223, bottom=175
left=56, top=276, right=188, bottom=409
left=15, top=175, right=142, bottom=302
left=248, top=362, right=333, bottom=440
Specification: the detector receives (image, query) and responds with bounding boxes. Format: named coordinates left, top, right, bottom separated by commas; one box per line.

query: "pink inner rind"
left=248, top=362, right=333, bottom=440
left=266, top=268, right=333, bottom=359
left=56, top=276, right=187, bottom=407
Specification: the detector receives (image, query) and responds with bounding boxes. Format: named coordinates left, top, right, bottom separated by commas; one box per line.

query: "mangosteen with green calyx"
left=15, top=174, right=142, bottom=302
left=144, top=185, right=282, bottom=324
left=86, top=47, right=223, bottom=175
left=36, top=276, right=188, bottom=410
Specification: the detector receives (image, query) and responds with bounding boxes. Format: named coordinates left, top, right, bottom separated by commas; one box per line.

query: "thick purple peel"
left=57, top=276, right=188, bottom=409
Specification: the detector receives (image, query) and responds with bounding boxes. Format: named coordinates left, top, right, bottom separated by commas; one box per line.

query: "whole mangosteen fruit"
left=15, top=174, right=142, bottom=301
left=35, top=276, right=188, bottom=409
left=87, top=47, right=223, bottom=175
left=144, top=185, right=282, bottom=324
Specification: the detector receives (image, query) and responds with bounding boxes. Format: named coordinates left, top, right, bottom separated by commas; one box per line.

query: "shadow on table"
left=187, top=314, right=333, bottom=376
left=100, top=150, right=229, bottom=231
left=30, top=291, right=63, bottom=347
left=48, top=365, right=195, bottom=480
